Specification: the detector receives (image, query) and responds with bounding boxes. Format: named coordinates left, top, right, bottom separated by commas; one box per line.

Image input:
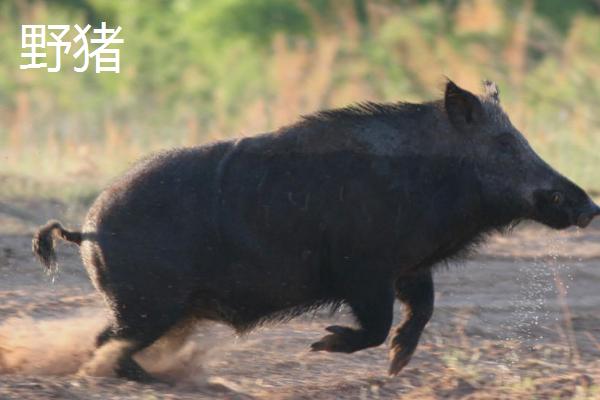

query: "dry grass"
left=1, top=0, right=599, bottom=197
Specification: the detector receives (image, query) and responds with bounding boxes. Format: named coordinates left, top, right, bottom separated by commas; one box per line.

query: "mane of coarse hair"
left=300, top=100, right=434, bottom=124
left=230, top=298, right=346, bottom=334
left=433, top=218, right=523, bottom=272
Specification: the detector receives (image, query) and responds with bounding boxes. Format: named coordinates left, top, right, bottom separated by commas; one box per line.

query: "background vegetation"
left=1, top=0, right=599, bottom=200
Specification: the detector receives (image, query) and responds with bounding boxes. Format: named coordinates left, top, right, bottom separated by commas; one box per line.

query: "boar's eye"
left=551, top=192, right=564, bottom=205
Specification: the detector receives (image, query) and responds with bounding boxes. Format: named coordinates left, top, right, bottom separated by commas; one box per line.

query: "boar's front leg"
left=311, top=279, right=394, bottom=353
left=389, top=270, right=434, bottom=375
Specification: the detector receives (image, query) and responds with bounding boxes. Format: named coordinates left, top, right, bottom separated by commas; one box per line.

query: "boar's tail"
left=32, top=220, right=82, bottom=270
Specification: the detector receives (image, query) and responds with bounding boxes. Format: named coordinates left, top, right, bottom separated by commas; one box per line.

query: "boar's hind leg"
left=311, top=281, right=394, bottom=353
left=389, top=270, right=434, bottom=375
left=113, top=311, right=190, bottom=383
left=93, top=300, right=189, bottom=383
left=95, top=324, right=116, bottom=348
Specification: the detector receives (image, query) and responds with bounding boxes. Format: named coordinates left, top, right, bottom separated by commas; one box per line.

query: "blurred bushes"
left=0, top=0, right=599, bottom=192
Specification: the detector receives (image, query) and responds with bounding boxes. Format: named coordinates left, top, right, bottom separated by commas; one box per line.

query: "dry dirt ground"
left=0, top=199, right=599, bottom=399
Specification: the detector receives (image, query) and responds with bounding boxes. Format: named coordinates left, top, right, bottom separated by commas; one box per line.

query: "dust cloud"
left=0, top=310, right=105, bottom=376
left=0, top=309, right=221, bottom=386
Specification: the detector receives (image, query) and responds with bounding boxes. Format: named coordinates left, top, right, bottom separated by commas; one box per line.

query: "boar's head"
left=443, top=79, right=599, bottom=229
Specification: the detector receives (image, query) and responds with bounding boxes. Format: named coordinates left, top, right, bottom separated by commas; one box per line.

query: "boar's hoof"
left=310, top=325, right=365, bottom=353
left=388, top=341, right=418, bottom=376
left=115, top=357, right=162, bottom=384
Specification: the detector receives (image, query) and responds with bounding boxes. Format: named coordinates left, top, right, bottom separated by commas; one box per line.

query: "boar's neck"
left=385, top=155, right=516, bottom=270
left=230, top=101, right=521, bottom=271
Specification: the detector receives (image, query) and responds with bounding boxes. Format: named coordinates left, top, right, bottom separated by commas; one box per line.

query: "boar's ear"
left=482, top=80, right=500, bottom=103
left=444, top=79, right=484, bottom=129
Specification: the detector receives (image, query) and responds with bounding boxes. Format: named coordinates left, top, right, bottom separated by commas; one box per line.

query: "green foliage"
left=534, top=0, right=599, bottom=32
left=1, top=0, right=600, bottom=193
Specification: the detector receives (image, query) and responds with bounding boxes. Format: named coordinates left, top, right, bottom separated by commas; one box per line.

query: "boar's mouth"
left=575, top=202, right=600, bottom=228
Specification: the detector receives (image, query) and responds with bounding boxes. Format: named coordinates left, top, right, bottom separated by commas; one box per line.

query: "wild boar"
left=33, top=80, right=600, bottom=382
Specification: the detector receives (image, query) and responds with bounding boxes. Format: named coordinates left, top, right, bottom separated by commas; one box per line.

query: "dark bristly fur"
left=303, top=101, right=421, bottom=122
left=32, top=79, right=600, bottom=382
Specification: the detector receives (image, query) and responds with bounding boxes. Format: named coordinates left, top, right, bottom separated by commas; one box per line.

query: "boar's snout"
left=576, top=200, right=600, bottom=228
left=531, top=177, right=599, bottom=229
